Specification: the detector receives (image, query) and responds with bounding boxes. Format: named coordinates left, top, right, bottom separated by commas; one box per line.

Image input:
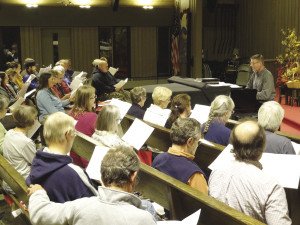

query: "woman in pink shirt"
left=69, top=85, right=97, bottom=168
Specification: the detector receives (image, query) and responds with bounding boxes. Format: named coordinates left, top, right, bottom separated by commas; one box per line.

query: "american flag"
left=171, top=3, right=181, bottom=76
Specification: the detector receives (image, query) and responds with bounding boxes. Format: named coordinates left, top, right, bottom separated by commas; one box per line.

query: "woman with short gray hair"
left=127, top=86, right=146, bottom=119
left=258, top=101, right=295, bottom=154
left=203, top=95, right=235, bottom=146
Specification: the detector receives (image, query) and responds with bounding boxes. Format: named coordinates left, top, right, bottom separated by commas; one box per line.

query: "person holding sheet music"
left=69, top=85, right=97, bottom=168
left=27, top=146, right=156, bottom=225
left=165, top=94, right=192, bottom=129
left=258, top=101, right=295, bottom=154
left=127, top=86, right=147, bottom=119
left=0, top=96, right=9, bottom=154
left=36, top=71, right=72, bottom=122
left=6, top=61, right=23, bottom=89
left=152, top=118, right=208, bottom=194
left=21, top=58, right=38, bottom=91
left=3, top=105, right=37, bottom=181
left=27, top=112, right=97, bottom=203
left=246, top=54, right=276, bottom=101
left=203, top=95, right=235, bottom=146
left=92, top=105, right=130, bottom=149
left=91, top=59, right=130, bottom=102
left=209, top=121, right=291, bottom=225
left=51, top=65, right=71, bottom=99
left=55, top=59, right=73, bottom=85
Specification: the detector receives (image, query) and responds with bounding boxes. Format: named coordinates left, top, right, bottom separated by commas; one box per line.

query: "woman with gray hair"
left=92, top=105, right=130, bottom=148
left=127, top=86, right=146, bottom=119
left=258, top=101, right=295, bottom=154
left=203, top=95, right=235, bottom=146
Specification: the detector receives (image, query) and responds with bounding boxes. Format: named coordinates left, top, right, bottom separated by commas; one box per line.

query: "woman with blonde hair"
left=203, top=95, right=235, bottom=146
left=92, top=105, right=129, bottom=148
left=165, top=94, right=191, bottom=129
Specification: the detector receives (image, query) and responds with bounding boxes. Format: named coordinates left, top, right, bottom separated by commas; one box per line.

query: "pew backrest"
left=72, top=132, right=265, bottom=225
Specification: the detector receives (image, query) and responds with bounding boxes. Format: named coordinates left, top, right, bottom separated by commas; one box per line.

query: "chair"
left=236, top=64, right=251, bottom=86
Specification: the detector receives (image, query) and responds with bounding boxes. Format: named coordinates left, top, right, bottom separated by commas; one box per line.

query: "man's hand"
left=27, top=184, right=44, bottom=196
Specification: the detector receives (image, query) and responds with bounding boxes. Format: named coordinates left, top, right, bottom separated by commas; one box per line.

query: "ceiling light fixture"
left=26, top=4, right=38, bottom=8
left=143, top=5, right=153, bottom=9
left=79, top=5, right=91, bottom=8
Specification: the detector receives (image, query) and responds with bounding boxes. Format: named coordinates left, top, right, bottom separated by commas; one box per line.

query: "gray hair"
left=96, top=105, right=120, bottom=133
left=152, top=86, right=172, bottom=105
left=130, top=87, right=146, bottom=104
left=170, top=118, right=201, bottom=145
left=101, top=146, right=139, bottom=188
left=203, top=95, right=235, bottom=133
left=43, top=112, right=76, bottom=145
left=258, top=101, right=284, bottom=132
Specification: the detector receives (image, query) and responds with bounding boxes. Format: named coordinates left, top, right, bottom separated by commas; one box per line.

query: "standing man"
left=246, top=54, right=276, bottom=101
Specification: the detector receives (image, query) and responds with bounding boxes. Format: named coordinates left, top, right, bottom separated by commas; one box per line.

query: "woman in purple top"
left=203, top=95, right=235, bottom=146
left=69, top=85, right=97, bottom=168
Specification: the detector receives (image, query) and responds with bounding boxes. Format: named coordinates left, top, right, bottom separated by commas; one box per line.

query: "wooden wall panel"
left=130, top=27, right=157, bottom=79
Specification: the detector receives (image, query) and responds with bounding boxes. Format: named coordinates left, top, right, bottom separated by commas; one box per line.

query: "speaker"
left=111, top=0, right=119, bottom=11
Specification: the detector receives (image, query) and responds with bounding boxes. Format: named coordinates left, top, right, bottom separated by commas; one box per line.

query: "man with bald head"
left=209, top=121, right=291, bottom=225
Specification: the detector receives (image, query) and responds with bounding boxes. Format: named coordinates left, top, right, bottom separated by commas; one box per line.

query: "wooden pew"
left=0, top=154, right=30, bottom=225
left=72, top=131, right=265, bottom=225
left=121, top=115, right=300, bottom=225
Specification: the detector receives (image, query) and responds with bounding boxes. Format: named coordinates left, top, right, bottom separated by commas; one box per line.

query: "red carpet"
left=276, top=89, right=300, bottom=136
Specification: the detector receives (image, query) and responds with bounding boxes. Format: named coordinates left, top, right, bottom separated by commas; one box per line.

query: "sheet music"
left=38, top=66, right=51, bottom=78
left=108, top=67, right=119, bottom=76
left=209, top=144, right=300, bottom=189
left=157, top=209, right=201, bottom=225
left=86, top=146, right=110, bottom=181
left=114, top=78, right=128, bottom=90
left=143, top=104, right=171, bottom=127
left=109, top=98, right=132, bottom=121
left=27, top=120, right=41, bottom=138
left=24, top=74, right=36, bottom=84
left=8, top=97, right=25, bottom=112
left=189, top=104, right=211, bottom=124
left=292, top=141, right=300, bottom=155
left=24, top=89, right=36, bottom=99
left=70, top=72, right=86, bottom=90
left=122, top=118, right=154, bottom=150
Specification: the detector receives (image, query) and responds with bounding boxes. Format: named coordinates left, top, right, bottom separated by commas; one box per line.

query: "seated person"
left=3, top=105, right=37, bottom=180
left=91, top=59, right=130, bottom=102
left=6, top=68, right=20, bottom=95
left=28, top=146, right=156, bottom=225
left=92, top=105, right=130, bottom=149
left=203, top=95, right=235, bottom=146
left=55, top=59, right=73, bottom=85
left=51, top=65, right=71, bottom=99
left=6, top=61, right=23, bottom=89
left=127, top=86, right=147, bottom=119
left=165, top=93, right=191, bottom=129
left=209, top=121, right=291, bottom=225
left=69, top=85, right=97, bottom=168
left=36, top=71, right=71, bottom=122
left=152, top=118, right=208, bottom=194
left=144, top=86, right=172, bottom=126
left=21, top=58, right=38, bottom=91
left=26, top=112, right=98, bottom=203
left=246, top=54, right=276, bottom=101
left=0, top=71, right=18, bottom=103
left=258, top=101, right=295, bottom=154
left=0, top=96, right=9, bottom=154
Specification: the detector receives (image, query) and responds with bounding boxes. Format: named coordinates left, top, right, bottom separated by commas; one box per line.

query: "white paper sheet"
left=24, top=89, right=36, bottom=99
left=209, top=144, right=300, bottom=189
left=38, top=66, right=51, bottom=78
left=292, top=141, right=300, bottom=155
left=70, top=71, right=86, bottom=90
left=108, top=67, right=119, bottom=76
left=143, top=105, right=171, bottom=127
left=25, top=74, right=36, bottom=84
left=86, top=146, right=110, bottom=181
left=27, top=120, right=41, bottom=138
left=157, top=209, right=201, bottom=225
left=114, top=78, right=128, bottom=90
left=122, top=118, right=154, bottom=150
left=109, top=98, right=132, bottom=121
left=189, top=104, right=211, bottom=124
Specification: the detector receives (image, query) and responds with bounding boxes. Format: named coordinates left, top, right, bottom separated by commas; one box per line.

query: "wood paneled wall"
left=130, top=27, right=157, bottom=79
left=236, top=0, right=300, bottom=59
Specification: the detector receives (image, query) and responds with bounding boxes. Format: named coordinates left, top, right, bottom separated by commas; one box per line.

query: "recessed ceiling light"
left=26, top=4, right=38, bottom=8
left=79, top=5, right=91, bottom=8
left=143, top=5, right=153, bottom=9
